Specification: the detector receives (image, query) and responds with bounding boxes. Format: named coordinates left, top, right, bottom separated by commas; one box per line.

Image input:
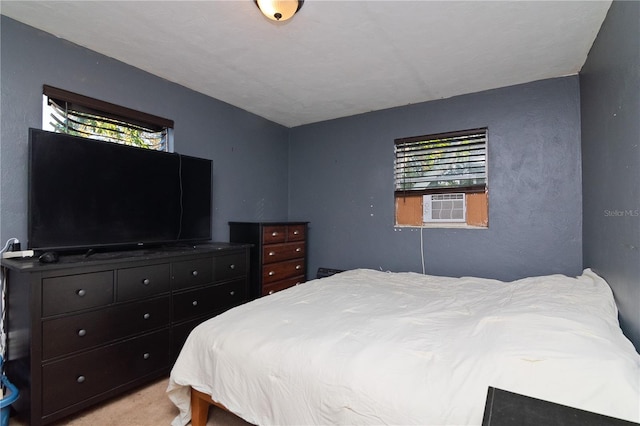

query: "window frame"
left=394, top=127, right=489, bottom=228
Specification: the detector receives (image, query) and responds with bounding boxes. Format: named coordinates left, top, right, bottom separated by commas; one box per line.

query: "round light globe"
left=256, top=0, right=303, bottom=21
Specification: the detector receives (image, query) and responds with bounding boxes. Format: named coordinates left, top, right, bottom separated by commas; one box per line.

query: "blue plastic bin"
left=1, top=354, right=19, bottom=426
left=1, top=374, right=19, bottom=426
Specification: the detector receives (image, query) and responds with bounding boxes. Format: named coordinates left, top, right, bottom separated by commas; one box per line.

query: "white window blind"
left=395, top=128, right=487, bottom=194
left=43, top=85, right=173, bottom=151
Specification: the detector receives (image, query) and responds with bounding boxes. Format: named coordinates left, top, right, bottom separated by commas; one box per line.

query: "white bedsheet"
left=168, top=268, right=640, bottom=425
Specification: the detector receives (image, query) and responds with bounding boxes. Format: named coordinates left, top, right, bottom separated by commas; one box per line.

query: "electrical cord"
left=1, top=266, right=7, bottom=377
left=0, top=238, right=18, bottom=377
left=420, top=226, right=426, bottom=275
left=1, top=237, right=19, bottom=253
left=176, top=154, right=183, bottom=241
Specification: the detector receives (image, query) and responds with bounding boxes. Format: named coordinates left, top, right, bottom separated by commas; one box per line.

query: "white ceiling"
left=1, top=1, right=611, bottom=128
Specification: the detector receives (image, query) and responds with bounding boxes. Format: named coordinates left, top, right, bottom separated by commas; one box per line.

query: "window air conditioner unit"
left=423, top=193, right=466, bottom=223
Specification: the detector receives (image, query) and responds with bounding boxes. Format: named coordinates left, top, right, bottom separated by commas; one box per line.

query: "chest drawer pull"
left=229, top=264, right=236, bottom=270
left=142, top=278, right=150, bottom=285
left=268, top=290, right=275, bottom=295
left=293, top=230, right=300, bottom=235
left=191, top=270, right=198, bottom=277
left=77, top=375, right=86, bottom=384
left=192, top=300, right=198, bottom=306
left=229, top=291, right=235, bottom=296
left=296, top=265, right=302, bottom=270
left=268, top=271, right=275, bottom=276
left=296, top=248, right=301, bottom=252
left=77, top=329, right=87, bottom=337
left=268, top=251, right=276, bottom=256
left=271, top=231, right=278, bottom=237
left=143, top=313, right=151, bottom=320
left=76, top=289, right=86, bottom=297
left=143, top=353, right=150, bottom=360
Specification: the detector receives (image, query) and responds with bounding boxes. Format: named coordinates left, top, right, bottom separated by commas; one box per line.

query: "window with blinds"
left=394, top=128, right=488, bottom=227
left=42, top=85, right=174, bottom=151
left=394, top=128, right=487, bottom=195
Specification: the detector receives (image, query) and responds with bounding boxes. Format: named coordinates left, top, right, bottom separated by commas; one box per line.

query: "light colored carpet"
left=8, top=376, right=253, bottom=426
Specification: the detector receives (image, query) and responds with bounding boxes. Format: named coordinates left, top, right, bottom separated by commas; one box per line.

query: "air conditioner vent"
left=423, top=193, right=466, bottom=223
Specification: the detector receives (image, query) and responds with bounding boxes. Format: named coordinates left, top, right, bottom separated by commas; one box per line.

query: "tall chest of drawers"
left=229, top=222, right=308, bottom=298
left=1, top=243, right=249, bottom=426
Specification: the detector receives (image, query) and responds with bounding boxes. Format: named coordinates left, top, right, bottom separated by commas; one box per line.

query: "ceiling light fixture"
left=255, top=0, right=304, bottom=22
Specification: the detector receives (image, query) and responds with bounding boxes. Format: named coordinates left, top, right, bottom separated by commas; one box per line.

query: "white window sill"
left=394, top=223, right=488, bottom=230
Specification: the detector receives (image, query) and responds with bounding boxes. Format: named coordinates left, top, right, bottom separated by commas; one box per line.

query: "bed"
left=167, top=268, right=640, bottom=425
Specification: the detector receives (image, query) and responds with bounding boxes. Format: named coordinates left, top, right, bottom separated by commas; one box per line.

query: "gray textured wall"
left=0, top=16, right=290, bottom=246
left=581, top=0, right=640, bottom=351
left=289, top=77, right=583, bottom=282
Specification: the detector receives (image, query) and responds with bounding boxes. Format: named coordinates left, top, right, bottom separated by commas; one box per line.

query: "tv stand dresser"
left=1, top=243, right=250, bottom=426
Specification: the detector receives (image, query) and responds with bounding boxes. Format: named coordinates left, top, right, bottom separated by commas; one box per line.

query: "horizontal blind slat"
left=396, top=134, right=486, bottom=149
left=396, top=166, right=486, bottom=178
left=396, top=136, right=486, bottom=149
left=397, top=153, right=486, bottom=165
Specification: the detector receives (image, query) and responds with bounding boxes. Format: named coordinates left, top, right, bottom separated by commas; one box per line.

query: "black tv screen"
left=28, top=128, right=212, bottom=252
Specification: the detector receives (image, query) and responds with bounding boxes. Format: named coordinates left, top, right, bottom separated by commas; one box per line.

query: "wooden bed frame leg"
left=190, top=387, right=233, bottom=426
left=190, top=388, right=211, bottom=426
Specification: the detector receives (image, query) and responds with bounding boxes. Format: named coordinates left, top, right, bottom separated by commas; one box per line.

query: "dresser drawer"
left=172, top=316, right=211, bottom=360
left=262, top=275, right=304, bottom=296
left=173, top=279, right=246, bottom=322
left=42, top=328, right=171, bottom=416
left=42, top=271, right=114, bottom=317
left=172, top=258, right=213, bottom=290
left=42, top=296, right=171, bottom=360
left=213, top=252, right=246, bottom=282
left=263, top=241, right=305, bottom=264
left=263, top=259, right=305, bottom=284
left=262, top=225, right=287, bottom=244
left=117, top=264, right=170, bottom=302
left=287, top=224, right=306, bottom=241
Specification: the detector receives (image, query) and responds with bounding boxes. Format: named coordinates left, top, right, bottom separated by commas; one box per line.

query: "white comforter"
left=168, top=268, right=640, bottom=425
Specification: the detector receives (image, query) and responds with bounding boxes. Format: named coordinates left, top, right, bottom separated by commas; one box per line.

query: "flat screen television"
left=28, top=128, right=212, bottom=253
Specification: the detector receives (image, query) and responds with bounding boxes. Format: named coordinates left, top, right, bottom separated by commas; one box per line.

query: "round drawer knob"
left=143, top=353, right=150, bottom=360
left=229, top=264, right=235, bottom=270
left=142, top=278, right=150, bottom=285
left=229, top=291, right=235, bottom=296
left=294, top=230, right=300, bottom=235
left=77, top=329, right=87, bottom=337
left=268, top=271, right=275, bottom=276
left=268, top=290, right=274, bottom=295
left=77, top=375, right=86, bottom=383
left=268, top=251, right=275, bottom=256
left=296, top=248, right=301, bottom=252
left=77, top=289, right=86, bottom=297
left=295, top=265, right=302, bottom=270
left=272, top=231, right=278, bottom=237
left=143, top=313, right=151, bottom=320
left=191, top=270, right=198, bottom=277
left=192, top=300, right=198, bottom=306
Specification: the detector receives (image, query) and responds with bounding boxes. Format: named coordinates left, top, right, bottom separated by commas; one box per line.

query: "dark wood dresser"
left=229, top=222, right=308, bottom=298
left=1, top=243, right=250, bottom=426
